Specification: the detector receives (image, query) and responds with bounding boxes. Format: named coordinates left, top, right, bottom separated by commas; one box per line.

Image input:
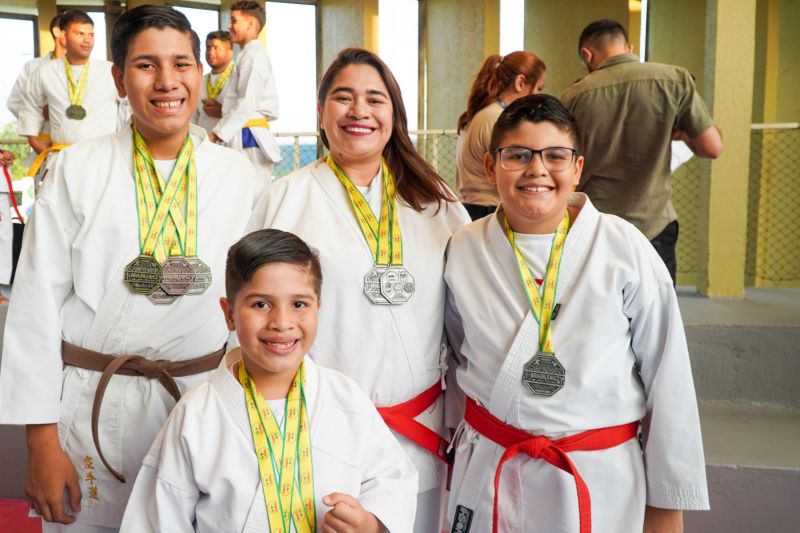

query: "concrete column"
left=647, top=0, right=707, bottom=93
left=318, top=0, right=378, bottom=74
left=423, top=0, right=499, bottom=130
left=37, top=0, right=58, bottom=57
left=696, top=0, right=757, bottom=297
left=523, top=0, right=628, bottom=96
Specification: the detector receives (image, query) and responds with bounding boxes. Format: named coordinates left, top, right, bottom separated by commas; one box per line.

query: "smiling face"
left=319, top=63, right=393, bottom=173
left=486, top=120, right=583, bottom=234
left=221, top=262, right=320, bottom=399
left=63, top=22, right=94, bottom=63
left=112, top=27, right=202, bottom=157
left=205, top=38, right=232, bottom=71
left=228, top=10, right=259, bottom=46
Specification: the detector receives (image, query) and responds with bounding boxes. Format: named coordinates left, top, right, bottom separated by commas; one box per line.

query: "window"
left=500, top=0, right=524, bottom=55
left=85, top=11, right=107, bottom=61
left=0, top=14, right=37, bottom=128
left=172, top=4, right=221, bottom=73
left=379, top=0, right=419, bottom=131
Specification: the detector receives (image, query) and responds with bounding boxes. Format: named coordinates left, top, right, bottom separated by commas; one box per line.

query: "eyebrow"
left=330, top=86, right=388, bottom=98
left=129, top=54, right=194, bottom=63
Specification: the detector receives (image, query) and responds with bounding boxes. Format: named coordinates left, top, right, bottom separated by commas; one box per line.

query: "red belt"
left=465, top=397, right=638, bottom=533
left=377, top=382, right=449, bottom=462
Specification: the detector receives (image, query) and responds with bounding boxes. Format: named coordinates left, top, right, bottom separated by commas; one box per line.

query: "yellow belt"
left=28, top=142, right=69, bottom=177
left=243, top=118, right=269, bottom=129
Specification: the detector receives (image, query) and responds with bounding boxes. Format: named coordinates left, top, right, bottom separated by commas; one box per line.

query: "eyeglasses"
left=493, top=146, right=578, bottom=172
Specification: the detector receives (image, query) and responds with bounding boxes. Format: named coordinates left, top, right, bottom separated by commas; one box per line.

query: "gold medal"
left=65, top=104, right=86, bottom=120
left=123, top=255, right=163, bottom=294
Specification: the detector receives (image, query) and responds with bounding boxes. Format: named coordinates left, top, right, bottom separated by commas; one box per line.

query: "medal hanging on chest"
left=238, top=362, right=316, bottom=533
left=502, top=210, right=570, bottom=397
left=123, top=125, right=211, bottom=303
left=64, top=59, right=89, bottom=120
left=326, top=156, right=415, bottom=305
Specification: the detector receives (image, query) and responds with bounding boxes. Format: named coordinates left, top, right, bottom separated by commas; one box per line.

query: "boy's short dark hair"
left=231, top=1, right=266, bottom=31
left=489, top=94, right=582, bottom=154
left=578, top=19, right=629, bottom=53
left=111, top=5, right=201, bottom=69
left=206, top=30, right=232, bottom=44
left=225, top=229, right=323, bottom=303
left=59, top=10, right=93, bottom=31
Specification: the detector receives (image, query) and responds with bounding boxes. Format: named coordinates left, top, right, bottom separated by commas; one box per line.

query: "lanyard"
left=326, top=156, right=403, bottom=266
left=238, top=362, right=316, bottom=533
left=64, top=59, right=89, bottom=107
left=502, top=210, right=570, bottom=354
left=207, top=62, right=234, bottom=100
left=132, top=125, right=197, bottom=262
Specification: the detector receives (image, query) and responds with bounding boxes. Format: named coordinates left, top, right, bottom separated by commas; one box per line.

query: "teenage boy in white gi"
left=192, top=30, right=235, bottom=134
left=0, top=6, right=259, bottom=532
left=444, top=94, right=708, bottom=533
left=120, top=229, right=418, bottom=532
left=208, top=1, right=281, bottom=184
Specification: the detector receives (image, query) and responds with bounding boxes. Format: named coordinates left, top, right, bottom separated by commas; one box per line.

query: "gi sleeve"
left=17, top=63, right=47, bottom=137
left=623, top=229, right=709, bottom=510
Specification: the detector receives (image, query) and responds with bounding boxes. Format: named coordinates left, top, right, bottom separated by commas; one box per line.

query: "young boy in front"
left=209, top=1, right=281, bottom=185
left=444, top=94, right=708, bottom=533
left=120, top=229, right=418, bottom=532
left=0, top=6, right=259, bottom=531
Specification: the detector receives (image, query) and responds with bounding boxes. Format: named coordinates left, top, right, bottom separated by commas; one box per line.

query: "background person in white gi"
left=18, top=10, right=124, bottom=184
left=192, top=30, right=234, bottom=134
left=0, top=6, right=260, bottom=532
left=121, top=229, right=418, bottom=532
left=249, top=48, right=470, bottom=533
left=444, top=95, right=708, bottom=533
left=208, top=1, right=281, bottom=185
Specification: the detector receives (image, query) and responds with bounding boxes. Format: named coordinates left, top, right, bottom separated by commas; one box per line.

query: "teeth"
left=266, top=340, right=296, bottom=348
left=521, top=186, right=551, bottom=192
left=345, top=126, right=372, bottom=133
left=154, top=101, right=181, bottom=109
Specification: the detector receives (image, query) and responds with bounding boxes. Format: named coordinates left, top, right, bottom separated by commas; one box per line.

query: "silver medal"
left=363, top=265, right=390, bottom=304
left=522, top=353, right=565, bottom=397
left=379, top=265, right=415, bottom=304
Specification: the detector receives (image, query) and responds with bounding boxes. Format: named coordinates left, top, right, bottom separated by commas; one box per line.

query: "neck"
left=237, top=36, right=257, bottom=48
left=242, top=361, right=299, bottom=401
left=65, top=52, right=88, bottom=66
left=211, top=62, right=230, bottom=75
left=53, top=46, right=66, bottom=59
left=497, top=87, right=523, bottom=107
left=504, top=206, right=575, bottom=235
left=333, top=155, right=381, bottom=187
left=138, top=125, right=190, bottom=160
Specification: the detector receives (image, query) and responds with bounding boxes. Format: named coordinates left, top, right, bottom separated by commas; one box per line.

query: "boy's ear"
left=579, top=48, right=593, bottom=71
left=572, top=155, right=585, bottom=186
left=219, top=297, right=236, bottom=332
left=484, top=151, right=498, bottom=185
left=111, top=64, right=127, bottom=98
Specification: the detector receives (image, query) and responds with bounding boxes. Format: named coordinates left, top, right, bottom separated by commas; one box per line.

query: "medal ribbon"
left=326, top=156, right=403, bottom=266
left=132, top=125, right=198, bottom=262
left=206, top=62, right=234, bottom=100
left=64, top=58, right=89, bottom=108
left=502, top=210, right=570, bottom=354
left=238, top=362, right=316, bottom=533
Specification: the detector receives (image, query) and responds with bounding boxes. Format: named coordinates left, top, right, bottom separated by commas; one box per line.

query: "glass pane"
left=173, top=5, right=220, bottom=73
left=86, top=11, right=107, bottom=61
left=379, top=0, right=419, bottom=131
left=265, top=2, right=317, bottom=134
left=500, top=0, right=524, bottom=55
left=0, top=17, right=36, bottom=127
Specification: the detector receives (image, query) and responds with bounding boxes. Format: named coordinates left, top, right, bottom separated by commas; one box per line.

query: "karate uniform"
left=213, top=40, right=281, bottom=184
left=8, top=54, right=57, bottom=168
left=193, top=68, right=235, bottom=134
left=444, top=193, right=708, bottom=533
left=0, top=124, right=260, bottom=530
left=249, top=159, right=470, bottom=531
left=119, top=352, right=418, bottom=533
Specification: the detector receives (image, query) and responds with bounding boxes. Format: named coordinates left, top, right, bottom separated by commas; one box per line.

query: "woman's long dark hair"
left=318, top=48, right=456, bottom=211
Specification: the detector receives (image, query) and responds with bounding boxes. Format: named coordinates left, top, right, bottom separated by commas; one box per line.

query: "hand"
left=207, top=132, right=222, bottom=144
left=28, top=136, right=51, bottom=155
left=202, top=99, right=223, bottom=118
left=643, top=505, right=683, bottom=533
left=0, top=150, right=14, bottom=166
left=25, top=424, right=82, bottom=524
left=321, top=492, right=381, bottom=533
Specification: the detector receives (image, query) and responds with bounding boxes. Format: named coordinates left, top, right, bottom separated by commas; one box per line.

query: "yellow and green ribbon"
left=64, top=58, right=89, bottom=108
left=206, top=62, right=234, bottom=100
left=502, top=210, right=571, bottom=354
left=238, top=361, right=316, bottom=533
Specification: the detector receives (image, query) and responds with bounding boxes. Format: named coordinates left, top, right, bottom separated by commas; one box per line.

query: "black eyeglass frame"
left=492, top=146, right=580, bottom=171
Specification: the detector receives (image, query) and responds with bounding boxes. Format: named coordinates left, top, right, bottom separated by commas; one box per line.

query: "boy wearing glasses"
left=444, top=95, right=707, bottom=533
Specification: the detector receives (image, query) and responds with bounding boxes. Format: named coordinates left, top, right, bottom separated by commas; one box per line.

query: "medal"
left=161, top=256, right=195, bottom=296
left=65, top=104, right=86, bottom=120
left=123, top=255, right=163, bottom=294
left=186, top=257, right=212, bottom=295
left=363, top=265, right=390, bottom=304
left=147, top=286, right=178, bottom=305
left=522, top=352, right=566, bottom=397
left=379, top=265, right=415, bottom=304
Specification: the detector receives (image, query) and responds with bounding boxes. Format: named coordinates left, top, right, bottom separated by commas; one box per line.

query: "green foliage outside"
left=1, top=121, right=32, bottom=180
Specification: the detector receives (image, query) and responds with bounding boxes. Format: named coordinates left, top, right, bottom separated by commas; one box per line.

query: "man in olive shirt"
left=561, top=19, right=723, bottom=283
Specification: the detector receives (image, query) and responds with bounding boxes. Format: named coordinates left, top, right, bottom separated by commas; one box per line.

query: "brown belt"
left=61, top=341, right=225, bottom=482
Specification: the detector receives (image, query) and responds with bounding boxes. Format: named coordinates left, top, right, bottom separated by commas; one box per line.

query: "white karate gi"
left=213, top=41, right=281, bottom=184
left=120, top=352, right=418, bottom=533
left=444, top=193, right=709, bottom=533
left=8, top=54, right=52, bottom=119
left=192, top=69, right=235, bottom=134
left=249, top=159, right=469, bottom=531
left=0, top=124, right=260, bottom=530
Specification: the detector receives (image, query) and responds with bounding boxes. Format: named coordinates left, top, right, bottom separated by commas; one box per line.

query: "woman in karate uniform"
left=249, top=48, right=470, bottom=532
